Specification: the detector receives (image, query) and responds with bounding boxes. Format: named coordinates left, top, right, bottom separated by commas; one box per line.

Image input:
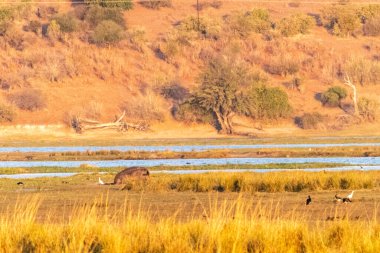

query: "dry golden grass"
left=0, top=194, right=378, bottom=252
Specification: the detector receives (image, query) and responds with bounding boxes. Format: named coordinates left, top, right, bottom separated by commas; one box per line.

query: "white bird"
left=346, top=191, right=354, bottom=200
left=98, top=177, right=105, bottom=185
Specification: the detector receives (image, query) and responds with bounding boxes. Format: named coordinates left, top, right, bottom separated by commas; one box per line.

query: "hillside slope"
left=0, top=0, right=379, bottom=137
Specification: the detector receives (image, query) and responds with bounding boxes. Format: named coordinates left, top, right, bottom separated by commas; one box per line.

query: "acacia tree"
left=190, top=58, right=252, bottom=134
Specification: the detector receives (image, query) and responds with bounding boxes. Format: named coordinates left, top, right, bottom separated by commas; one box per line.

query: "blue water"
left=2, top=165, right=379, bottom=179
left=0, top=142, right=380, bottom=153
left=0, top=157, right=380, bottom=168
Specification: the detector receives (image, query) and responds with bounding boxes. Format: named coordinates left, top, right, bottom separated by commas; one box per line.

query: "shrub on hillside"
left=358, top=4, right=380, bottom=22
left=173, top=101, right=214, bottom=124
left=120, top=93, right=165, bottom=122
left=277, top=13, right=314, bottom=36
left=344, top=57, right=380, bottom=85
left=0, top=7, right=14, bottom=35
left=320, top=86, right=347, bottom=107
left=227, top=9, right=272, bottom=37
left=84, top=0, right=133, bottom=10
left=84, top=5, right=125, bottom=28
left=358, top=97, right=379, bottom=121
left=160, top=83, right=189, bottom=102
left=91, top=20, right=125, bottom=45
left=296, top=112, right=324, bottom=129
left=178, top=16, right=221, bottom=39
left=25, top=20, right=42, bottom=35
left=51, top=14, right=79, bottom=33
left=363, top=16, right=380, bottom=36
left=322, top=6, right=361, bottom=36
left=0, top=104, right=15, bottom=123
left=265, top=55, right=300, bottom=76
left=245, top=86, right=292, bottom=120
left=46, top=20, right=61, bottom=40
left=7, top=89, right=46, bottom=111
left=140, top=0, right=172, bottom=10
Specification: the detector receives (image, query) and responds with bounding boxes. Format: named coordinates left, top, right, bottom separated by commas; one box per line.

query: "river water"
left=0, top=157, right=379, bottom=168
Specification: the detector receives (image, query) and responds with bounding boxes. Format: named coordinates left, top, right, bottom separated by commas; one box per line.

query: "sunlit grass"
left=0, top=195, right=378, bottom=252
left=1, top=171, right=378, bottom=192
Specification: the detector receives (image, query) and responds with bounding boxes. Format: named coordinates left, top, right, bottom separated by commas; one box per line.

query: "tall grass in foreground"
left=0, top=196, right=378, bottom=252
left=104, top=171, right=379, bottom=193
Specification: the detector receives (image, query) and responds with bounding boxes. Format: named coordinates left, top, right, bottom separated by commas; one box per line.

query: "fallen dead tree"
left=71, top=111, right=149, bottom=133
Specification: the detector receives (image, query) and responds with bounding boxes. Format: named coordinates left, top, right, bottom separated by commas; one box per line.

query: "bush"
left=178, top=16, right=221, bottom=39
left=160, top=83, right=189, bottom=102
left=321, top=86, right=347, bottom=107
left=227, top=9, right=272, bottom=37
left=7, top=89, right=46, bottom=111
left=173, top=101, right=214, bottom=124
left=84, top=5, right=125, bottom=28
left=0, top=6, right=14, bottom=35
left=84, top=0, right=133, bottom=10
left=91, top=20, right=125, bottom=45
left=296, top=112, right=324, bottom=129
left=277, top=14, right=314, bottom=36
left=246, top=86, right=292, bottom=120
left=265, top=55, right=299, bottom=76
left=358, top=4, right=380, bottom=22
left=363, top=16, right=380, bottom=36
left=120, top=92, right=165, bottom=122
left=46, top=20, right=61, bottom=40
left=140, top=0, right=172, bottom=9
left=322, top=6, right=361, bottom=36
left=0, top=104, right=15, bottom=122
left=25, top=20, right=42, bottom=35
left=358, top=97, right=379, bottom=121
left=51, top=14, right=78, bottom=33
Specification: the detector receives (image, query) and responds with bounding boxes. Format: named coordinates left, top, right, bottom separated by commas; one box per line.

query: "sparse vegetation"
left=0, top=104, right=15, bottom=122
left=358, top=97, right=379, bottom=121
left=84, top=5, right=126, bottom=28
left=140, top=0, right=172, bottom=10
left=7, top=89, right=46, bottom=111
left=84, top=0, right=133, bottom=10
left=344, top=57, right=380, bottom=86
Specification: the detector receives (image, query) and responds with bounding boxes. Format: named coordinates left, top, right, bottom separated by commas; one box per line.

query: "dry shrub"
left=7, top=89, right=46, bottom=111
left=120, top=91, right=165, bottom=122
left=85, top=101, right=104, bottom=120
left=265, top=54, right=300, bottom=76
left=322, top=6, right=361, bottom=36
left=296, top=112, right=325, bottom=129
left=225, top=9, right=272, bottom=37
left=344, top=56, right=380, bottom=85
left=277, top=14, right=314, bottom=36
left=0, top=104, right=15, bottom=122
left=178, top=16, right=222, bottom=40
left=363, top=16, right=380, bottom=36
left=358, top=97, right=379, bottom=121
left=127, top=26, right=147, bottom=52
left=140, top=0, right=172, bottom=9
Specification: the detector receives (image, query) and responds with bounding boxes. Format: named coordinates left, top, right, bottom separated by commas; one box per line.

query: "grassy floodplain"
left=0, top=193, right=379, bottom=252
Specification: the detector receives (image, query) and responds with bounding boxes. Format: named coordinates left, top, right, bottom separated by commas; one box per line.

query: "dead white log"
left=344, top=74, right=359, bottom=116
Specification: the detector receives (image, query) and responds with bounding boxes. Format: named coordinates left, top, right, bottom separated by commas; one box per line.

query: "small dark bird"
left=17, top=182, right=24, bottom=186
left=306, top=195, right=312, bottom=205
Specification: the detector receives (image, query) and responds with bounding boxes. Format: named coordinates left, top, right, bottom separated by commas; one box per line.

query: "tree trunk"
left=214, top=110, right=233, bottom=134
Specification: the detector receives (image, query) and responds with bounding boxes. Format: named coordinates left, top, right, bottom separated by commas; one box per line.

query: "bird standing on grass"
left=306, top=195, right=312, bottom=205
left=17, top=182, right=24, bottom=186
